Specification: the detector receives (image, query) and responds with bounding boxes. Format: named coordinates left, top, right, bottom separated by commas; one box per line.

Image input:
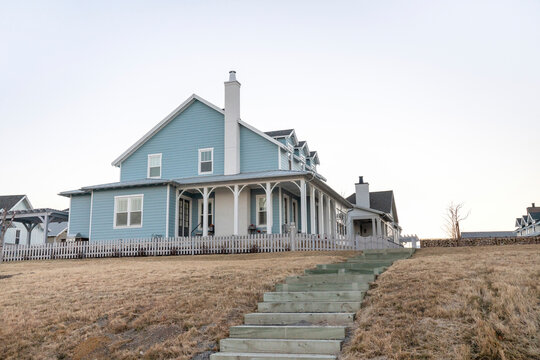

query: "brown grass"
left=0, top=251, right=357, bottom=360
left=341, top=245, right=540, bottom=360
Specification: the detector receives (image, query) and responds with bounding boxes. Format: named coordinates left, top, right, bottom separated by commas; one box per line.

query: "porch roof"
left=5, top=208, right=69, bottom=225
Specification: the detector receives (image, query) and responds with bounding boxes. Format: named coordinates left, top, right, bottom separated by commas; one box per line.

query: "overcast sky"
left=1, top=0, right=539, bottom=238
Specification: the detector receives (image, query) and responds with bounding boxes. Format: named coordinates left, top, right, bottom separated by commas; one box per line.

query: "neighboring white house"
left=346, top=177, right=401, bottom=243
left=0, top=195, right=45, bottom=245
left=515, top=203, right=540, bottom=236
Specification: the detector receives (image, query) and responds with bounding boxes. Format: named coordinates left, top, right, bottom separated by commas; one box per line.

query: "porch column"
left=371, top=218, right=376, bottom=236
left=24, top=223, right=37, bottom=246
left=42, top=214, right=49, bottom=244
left=325, top=197, right=332, bottom=237
left=300, top=179, right=307, bottom=234
left=265, top=182, right=273, bottom=234
left=377, top=219, right=382, bottom=237
left=202, top=187, right=209, bottom=236
left=233, top=184, right=239, bottom=236
left=310, top=186, right=316, bottom=234
left=318, top=191, right=325, bottom=236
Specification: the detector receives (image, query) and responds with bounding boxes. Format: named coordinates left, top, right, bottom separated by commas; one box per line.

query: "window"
left=114, top=195, right=143, bottom=228
left=15, top=229, right=20, bottom=245
left=292, top=199, right=298, bottom=225
left=199, top=148, right=213, bottom=175
left=147, top=154, right=162, bottom=178
left=256, top=195, right=267, bottom=226
left=198, top=198, right=214, bottom=227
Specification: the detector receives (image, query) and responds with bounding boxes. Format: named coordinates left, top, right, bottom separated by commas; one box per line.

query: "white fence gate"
left=0, top=234, right=401, bottom=262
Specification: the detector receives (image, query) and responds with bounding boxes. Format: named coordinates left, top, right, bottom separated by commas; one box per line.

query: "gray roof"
left=297, top=141, right=306, bottom=147
left=173, top=170, right=308, bottom=186
left=0, top=195, right=25, bottom=211
left=309, top=151, right=317, bottom=157
left=265, top=129, right=294, bottom=137
left=59, top=179, right=169, bottom=196
left=461, top=231, right=515, bottom=238
left=346, top=191, right=394, bottom=214
left=529, top=212, right=540, bottom=221
left=48, top=221, right=68, bottom=236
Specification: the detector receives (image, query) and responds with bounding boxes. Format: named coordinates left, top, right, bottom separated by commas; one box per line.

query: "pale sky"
left=1, top=1, right=539, bottom=238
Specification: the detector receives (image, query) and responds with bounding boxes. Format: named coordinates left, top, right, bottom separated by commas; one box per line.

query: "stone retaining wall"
left=419, top=236, right=540, bottom=247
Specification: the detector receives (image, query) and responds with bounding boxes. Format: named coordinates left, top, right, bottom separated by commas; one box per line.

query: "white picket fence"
left=0, top=234, right=400, bottom=262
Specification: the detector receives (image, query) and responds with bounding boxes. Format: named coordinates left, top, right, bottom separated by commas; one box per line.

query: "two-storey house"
left=60, top=72, right=351, bottom=241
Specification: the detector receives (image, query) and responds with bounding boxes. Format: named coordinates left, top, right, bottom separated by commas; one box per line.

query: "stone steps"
left=263, top=291, right=364, bottom=302
left=258, top=301, right=362, bottom=313
left=210, top=249, right=415, bottom=360
left=219, top=338, right=342, bottom=355
left=243, top=312, right=356, bottom=326
left=229, top=325, right=346, bottom=340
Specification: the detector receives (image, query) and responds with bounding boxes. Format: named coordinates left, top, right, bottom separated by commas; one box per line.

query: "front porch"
left=171, top=172, right=350, bottom=239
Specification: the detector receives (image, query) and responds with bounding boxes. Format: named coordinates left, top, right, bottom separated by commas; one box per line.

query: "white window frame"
left=283, top=194, right=290, bottom=224
left=113, top=194, right=144, bottom=229
left=292, top=199, right=298, bottom=226
left=147, top=153, right=162, bottom=179
left=256, top=194, right=267, bottom=227
left=176, top=195, right=192, bottom=237
left=198, top=148, right=214, bottom=175
left=197, top=198, right=215, bottom=228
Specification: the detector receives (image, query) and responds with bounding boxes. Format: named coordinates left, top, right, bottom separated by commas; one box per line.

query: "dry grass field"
left=341, top=245, right=540, bottom=360
left=0, top=251, right=357, bottom=360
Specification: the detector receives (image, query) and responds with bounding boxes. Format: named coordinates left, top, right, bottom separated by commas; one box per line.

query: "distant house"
left=346, top=177, right=401, bottom=243
left=0, top=195, right=45, bottom=245
left=60, top=72, right=353, bottom=241
left=515, top=203, right=540, bottom=236
left=46, top=221, right=68, bottom=243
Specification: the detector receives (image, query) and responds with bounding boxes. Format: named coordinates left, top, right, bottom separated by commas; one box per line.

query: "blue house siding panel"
left=69, top=194, right=91, bottom=237
left=240, top=125, right=279, bottom=172
left=280, top=149, right=289, bottom=170
left=89, top=186, right=168, bottom=241
left=120, top=100, right=225, bottom=181
left=292, top=158, right=303, bottom=171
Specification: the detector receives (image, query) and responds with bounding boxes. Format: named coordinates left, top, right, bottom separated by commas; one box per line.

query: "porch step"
left=244, top=312, right=355, bottom=326
left=275, top=282, right=369, bottom=292
left=258, top=301, right=361, bottom=313
left=285, top=274, right=375, bottom=284
left=229, top=325, right=346, bottom=340
left=263, top=291, right=364, bottom=302
left=219, top=338, right=342, bottom=355
left=210, top=353, right=336, bottom=360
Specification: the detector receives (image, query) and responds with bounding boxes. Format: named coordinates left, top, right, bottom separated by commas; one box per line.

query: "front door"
left=178, top=198, right=191, bottom=237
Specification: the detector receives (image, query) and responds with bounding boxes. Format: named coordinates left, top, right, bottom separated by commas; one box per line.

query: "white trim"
left=283, top=194, right=290, bottom=224
left=278, top=187, right=282, bottom=233
left=198, top=148, right=214, bottom=175
left=238, top=120, right=289, bottom=151
left=255, top=194, right=267, bottom=227
left=176, top=195, right=192, bottom=237
left=67, top=195, right=72, bottom=235
left=147, top=153, right=162, bottom=179
left=165, top=185, right=170, bottom=237
left=10, top=195, right=29, bottom=211
left=89, top=191, right=94, bottom=240
left=111, top=94, right=224, bottom=167
left=278, top=148, right=282, bottom=170
left=113, top=194, right=144, bottom=229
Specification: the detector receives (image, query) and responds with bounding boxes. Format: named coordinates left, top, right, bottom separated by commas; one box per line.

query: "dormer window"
left=147, top=154, right=162, bottom=178
left=199, top=148, right=213, bottom=175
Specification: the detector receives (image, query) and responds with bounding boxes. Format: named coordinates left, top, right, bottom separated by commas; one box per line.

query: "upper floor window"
left=114, top=195, right=143, bottom=228
left=199, top=148, right=213, bottom=175
left=147, top=154, right=162, bottom=178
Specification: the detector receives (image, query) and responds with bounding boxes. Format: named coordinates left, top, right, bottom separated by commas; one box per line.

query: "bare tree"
left=444, top=202, right=469, bottom=240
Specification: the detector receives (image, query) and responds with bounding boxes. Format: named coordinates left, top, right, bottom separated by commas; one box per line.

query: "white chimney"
left=224, top=71, right=241, bottom=175
left=355, top=176, right=370, bottom=208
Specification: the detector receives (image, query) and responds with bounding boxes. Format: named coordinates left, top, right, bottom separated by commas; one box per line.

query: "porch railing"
left=0, top=233, right=398, bottom=262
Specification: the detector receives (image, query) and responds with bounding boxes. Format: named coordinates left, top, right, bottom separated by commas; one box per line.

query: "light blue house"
left=60, top=72, right=351, bottom=241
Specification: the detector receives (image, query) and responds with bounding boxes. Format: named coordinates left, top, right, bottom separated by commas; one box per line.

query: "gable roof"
left=0, top=195, right=26, bottom=211
left=309, top=151, right=320, bottom=165
left=111, top=94, right=225, bottom=167
left=346, top=191, right=395, bottom=216
left=530, top=212, right=540, bottom=222
left=265, top=129, right=294, bottom=137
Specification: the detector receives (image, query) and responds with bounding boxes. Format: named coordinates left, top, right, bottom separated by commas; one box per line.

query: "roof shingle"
left=0, top=195, right=25, bottom=211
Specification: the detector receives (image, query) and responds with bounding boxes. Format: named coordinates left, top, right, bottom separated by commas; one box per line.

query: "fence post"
left=290, top=226, right=296, bottom=251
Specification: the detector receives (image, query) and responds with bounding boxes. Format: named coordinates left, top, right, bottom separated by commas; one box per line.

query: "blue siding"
left=280, top=149, right=289, bottom=170
left=90, top=186, right=168, bottom=241
left=240, top=125, right=280, bottom=172
left=69, top=194, right=91, bottom=237
left=120, top=100, right=225, bottom=181
left=292, top=158, right=303, bottom=171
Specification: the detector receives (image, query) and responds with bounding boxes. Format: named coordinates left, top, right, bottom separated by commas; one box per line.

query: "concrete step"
left=285, top=274, right=374, bottom=284
left=304, top=268, right=385, bottom=276
left=317, top=262, right=393, bottom=269
left=258, top=301, right=361, bottom=313
left=244, top=312, right=355, bottom=326
left=210, top=353, right=336, bottom=360
left=275, top=282, right=369, bottom=292
left=229, top=325, right=346, bottom=340
left=264, top=291, right=364, bottom=302
left=219, top=338, right=342, bottom=355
